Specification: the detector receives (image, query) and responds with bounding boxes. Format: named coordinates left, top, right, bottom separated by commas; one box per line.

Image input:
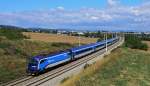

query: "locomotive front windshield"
left=29, top=58, right=38, bottom=66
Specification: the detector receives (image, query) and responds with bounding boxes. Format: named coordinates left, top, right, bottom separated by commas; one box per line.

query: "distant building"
left=77, top=32, right=84, bottom=35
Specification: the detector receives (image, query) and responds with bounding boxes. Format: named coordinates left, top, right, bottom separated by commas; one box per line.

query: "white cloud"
left=57, top=6, right=65, bottom=10
left=107, top=0, right=119, bottom=6
left=90, top=16, right=99, bottom=20
left=0, top=1, right=150, bottom=31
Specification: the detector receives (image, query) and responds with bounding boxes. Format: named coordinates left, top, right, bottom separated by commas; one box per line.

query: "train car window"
left=75, top=48, right=93, bottom=55
left=96, top=44, right=105, bottom=48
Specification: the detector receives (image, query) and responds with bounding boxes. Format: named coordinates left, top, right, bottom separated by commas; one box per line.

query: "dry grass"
left=143, top=41, right=150, bottom=51
left=23, top=32, right=98, bottom=44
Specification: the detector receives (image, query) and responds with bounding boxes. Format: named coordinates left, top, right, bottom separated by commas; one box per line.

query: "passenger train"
left=27, top=37, right=119, bottom=75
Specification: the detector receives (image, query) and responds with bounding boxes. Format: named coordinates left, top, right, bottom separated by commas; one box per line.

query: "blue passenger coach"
left=71, top=43, right=96, bottom=59
left=27, top=37, right=119, bottom=75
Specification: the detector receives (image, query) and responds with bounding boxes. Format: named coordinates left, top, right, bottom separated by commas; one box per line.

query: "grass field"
left=143, top=41, right=150, bottom=51
left=0, top=39, right=75, bottom=84
left=60, top=47, right=150, bottom=86
left=23, top=32, right=98, bottom=44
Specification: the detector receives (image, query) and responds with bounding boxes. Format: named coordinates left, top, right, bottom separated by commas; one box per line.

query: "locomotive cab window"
left=29, top=58, right=38, bottom=66
left=40, top=59, right=46, bottom=64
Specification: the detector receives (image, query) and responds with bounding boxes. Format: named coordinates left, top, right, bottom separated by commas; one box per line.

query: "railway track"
left=2, top=37, right=124, bottom=86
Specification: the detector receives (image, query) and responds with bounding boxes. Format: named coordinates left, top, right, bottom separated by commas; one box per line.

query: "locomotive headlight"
left=31, top=66, right=37, bottom=67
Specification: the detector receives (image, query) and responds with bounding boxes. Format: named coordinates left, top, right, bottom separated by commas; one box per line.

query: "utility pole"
left=105, top=32, right=108, bottom=52
left=112, top=32, right=114, bottom=38
left=78, top=33, right=81, bottom=46
left=103, top=33, right=105, bottom=40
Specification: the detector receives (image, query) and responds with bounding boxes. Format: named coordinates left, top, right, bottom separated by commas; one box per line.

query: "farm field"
left=23, top=32, right=98, bottom=44
left=143, top=41, right=150, bottom=51
left=60, top=47, right=150, bottom=86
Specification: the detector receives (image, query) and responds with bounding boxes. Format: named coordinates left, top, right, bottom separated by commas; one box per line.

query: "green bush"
left=139, top=43, right=148, bottom=51
left=125, top=34, right=148, bottom=50
left=0, top=28, right=28, bottom=40
left=97, top=38, right=103, bottom=42
left=0, top=42, right=11, bottom=48
left=51, top=42, right=74, bottom=48
left=61, top=77, right=70, bottom=83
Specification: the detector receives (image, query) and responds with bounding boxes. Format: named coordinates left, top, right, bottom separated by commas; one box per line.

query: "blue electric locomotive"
left=27, top=37, right=119, bottom=75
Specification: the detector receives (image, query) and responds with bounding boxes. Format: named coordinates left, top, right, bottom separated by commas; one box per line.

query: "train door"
left=68, top=50, right=74, bottom=60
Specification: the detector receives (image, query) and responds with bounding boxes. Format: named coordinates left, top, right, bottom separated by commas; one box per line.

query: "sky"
left=0, top=0, right=142, bottom=12
left=0, top=0, right=149, bottom=31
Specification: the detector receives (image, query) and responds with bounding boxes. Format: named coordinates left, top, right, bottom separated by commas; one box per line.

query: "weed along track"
left=1, top=76, right=33, bottom=86
left=3, top=38, right=124, bottom=86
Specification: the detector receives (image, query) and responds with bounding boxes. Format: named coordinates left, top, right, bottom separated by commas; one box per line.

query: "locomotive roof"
left=33, top=50, right=69, bottom=61
left=71, top=43, right=96, bottom=52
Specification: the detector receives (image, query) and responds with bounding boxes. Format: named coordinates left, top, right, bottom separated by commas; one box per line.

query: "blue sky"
left=0, top=0, right=149, bottom=31
left=1, top=0, right=106, bottom=12
left=0, top=0, right=142, bottom=12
